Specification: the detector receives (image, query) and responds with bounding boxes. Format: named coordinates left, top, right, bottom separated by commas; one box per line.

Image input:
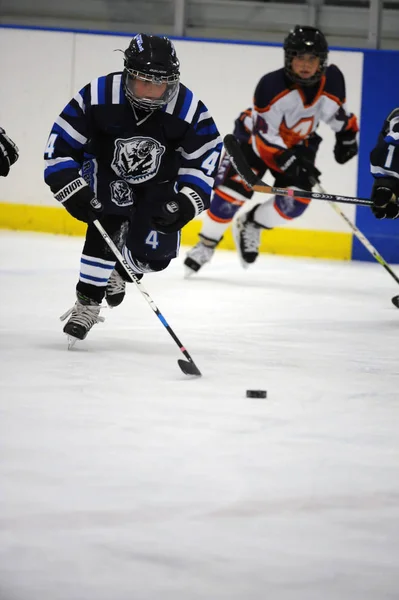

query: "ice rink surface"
left=1, top=230, right=399, bottom=600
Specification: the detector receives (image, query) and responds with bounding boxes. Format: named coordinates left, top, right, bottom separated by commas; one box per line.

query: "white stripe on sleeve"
left=371, top=165, right=399, bottom=180
left=177, top=136, right=222, bottom=160
left=178, top=167, right=215, bottom=188
left=112, top=74, right=122, bottom=104
left=73, top=92, right=85, bottom=113
left=90, top=79, right=99, bottom=105
left=55, top=116, right=88, bottom=145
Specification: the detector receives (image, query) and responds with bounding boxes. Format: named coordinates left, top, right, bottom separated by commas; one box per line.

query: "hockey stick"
left=315, top=184, right=399, bottom=309
left=223, top=134, right=373, bottom=207
left=93, top=219, right=202, bottom=377
left=224, top=134, right=399, bottom=307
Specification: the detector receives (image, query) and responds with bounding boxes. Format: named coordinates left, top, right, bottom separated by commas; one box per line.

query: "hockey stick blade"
left=178, top=359, right=202, bottom=377
left=391, top=295, right=399, bottom=309
left=223, top=134, right=260, bottom=187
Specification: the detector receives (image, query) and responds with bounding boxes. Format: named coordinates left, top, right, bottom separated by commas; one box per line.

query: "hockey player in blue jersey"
left=370, top=108, right=399, bottom=219
left=0, top=127, right=19, bottom=177
left=44, top=33, right=222, bottom=345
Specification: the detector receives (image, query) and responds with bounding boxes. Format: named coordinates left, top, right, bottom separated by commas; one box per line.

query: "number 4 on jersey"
left=145, top=230, right=159, bottom=249
left=45, top=133, right=58, bottom=159
left=201, top=151, right=219, bottom=176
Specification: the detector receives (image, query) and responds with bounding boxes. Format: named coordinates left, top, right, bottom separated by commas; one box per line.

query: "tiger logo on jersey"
left=111, top=136, right=165, bottom=184
left=110, top=180, right=135, bottom=207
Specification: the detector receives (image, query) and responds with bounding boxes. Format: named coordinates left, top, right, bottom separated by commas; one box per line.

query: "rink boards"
left=0, top=26, right=398, bottom=261
left=0, top=201, right=351, bottom=260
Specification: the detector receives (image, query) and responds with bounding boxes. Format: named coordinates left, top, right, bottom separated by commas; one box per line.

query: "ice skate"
left=105, top=268, right=126, bottom=308
left=233, top=206, right=262, bottom=268
left=60, top=292, right=105, bottom=348
left=184, top=236, right=219, bottom=277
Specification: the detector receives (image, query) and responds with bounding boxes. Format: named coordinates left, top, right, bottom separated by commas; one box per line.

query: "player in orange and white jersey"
left=184, top=25, right=359, bottom=274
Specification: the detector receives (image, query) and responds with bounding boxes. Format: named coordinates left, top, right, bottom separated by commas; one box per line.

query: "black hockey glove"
left=0, top=128, right=19, bottom=177
left=334, top=130, right=358, bottom=164
left=371, top=179, right=399, bottom=220
left=151, top=192, right=197, bottom=234
left=275, top=149, right=321, bottom=189
left=54, top=178, right=103, bottom=223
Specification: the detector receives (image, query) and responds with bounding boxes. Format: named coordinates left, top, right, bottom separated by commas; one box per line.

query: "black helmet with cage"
left=284, top=25, right=329, bottom=86
left=123, top=33, right=180, bottom=111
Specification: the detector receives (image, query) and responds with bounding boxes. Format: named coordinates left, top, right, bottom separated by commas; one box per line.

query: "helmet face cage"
left=284, top=26, right=329, bottom=86
left=123, top=34, right=180, bottom=111
left=123, top=69, right=179, bottom=111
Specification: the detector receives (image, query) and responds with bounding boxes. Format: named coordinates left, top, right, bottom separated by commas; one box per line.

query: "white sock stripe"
left=81, top=254, right=116, bottom=268
left=80, top=254, right=115, bottom=287
left=80, top=260, right=115, bottom=283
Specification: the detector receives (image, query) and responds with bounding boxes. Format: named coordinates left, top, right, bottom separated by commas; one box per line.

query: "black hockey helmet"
left=123, top=33, right=180, bottom=111
left=284, top=25, right=329, bottom=86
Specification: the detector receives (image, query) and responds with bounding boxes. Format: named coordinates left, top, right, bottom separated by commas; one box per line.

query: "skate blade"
left=183, top=266, right=197, bottom=278
left=238, top=256, right=250, bottom=270
left=232, top=221, right=250, bottom=270
left=66, top=335, right=79, bottom=350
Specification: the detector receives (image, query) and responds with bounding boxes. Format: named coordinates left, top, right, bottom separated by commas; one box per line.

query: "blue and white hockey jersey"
left=370, top=108, right=399, bottom=185
left=44, top=72, right=222, bottom=215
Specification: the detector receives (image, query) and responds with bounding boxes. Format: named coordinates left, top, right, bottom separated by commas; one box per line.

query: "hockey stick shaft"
left=223, top=133, right=399, bottom=292
left=317, top=185, right=399, bottom=286
left=93, top=219, right=201, bottom=376
left=223, top=134, right=373, bottom=207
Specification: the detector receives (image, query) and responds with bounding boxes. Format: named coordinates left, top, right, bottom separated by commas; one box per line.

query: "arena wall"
left=0, top=25, right=398, bottom=261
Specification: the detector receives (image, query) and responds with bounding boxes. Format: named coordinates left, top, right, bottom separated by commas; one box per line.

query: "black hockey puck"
left=391, top=295, right=399, bottom=308
left=246, top=390, right=267, bottom=399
